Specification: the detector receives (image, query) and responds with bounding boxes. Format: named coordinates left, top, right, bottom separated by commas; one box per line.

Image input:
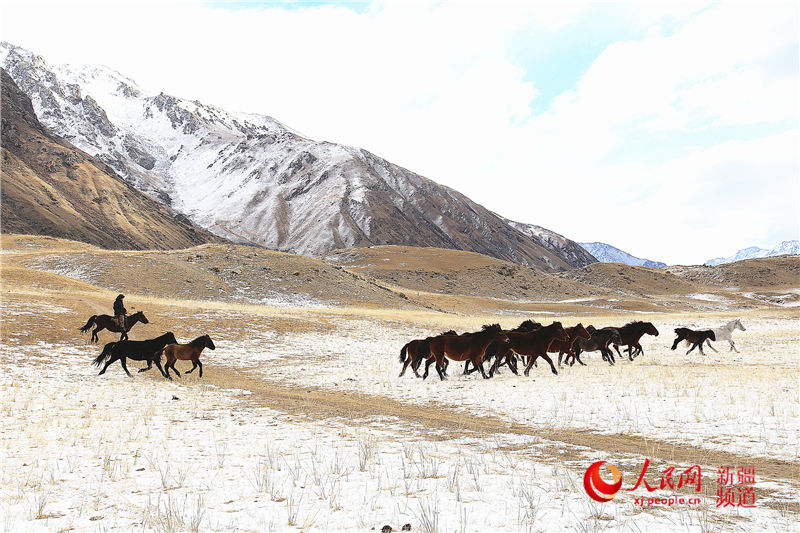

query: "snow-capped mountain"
left=579, top=242, right=667, bottom=268
left=0, top=42, right=593, bottom=271
left=705, top=240, right=799, bottom=266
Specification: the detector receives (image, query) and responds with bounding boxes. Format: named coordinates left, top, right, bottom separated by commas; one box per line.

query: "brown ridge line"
left=204, top=366, right=799, bottom=485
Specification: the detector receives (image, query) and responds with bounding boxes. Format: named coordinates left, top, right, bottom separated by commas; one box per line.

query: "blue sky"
left=1, top=0, right=797, bottom=264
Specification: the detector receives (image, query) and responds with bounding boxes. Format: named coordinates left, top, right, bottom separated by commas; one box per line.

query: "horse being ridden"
left=92, top=332, right=177, bottom=377
left=610, top=321, right=660, bottom=360
left=671, top=328, right=715, bottom=355
left=425, top=324, right=509, bottom=380
left=160, top=335, right=216, bottom=380
left=570, top=329, right=623, bottom=366
left=79, top=311, right=149, bottom=342
left=493, top=322, right=569, bottom=377
left=704, top=319, right=745, bottom=353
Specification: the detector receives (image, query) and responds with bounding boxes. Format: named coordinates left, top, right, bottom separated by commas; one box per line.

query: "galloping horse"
left=399, top=330, right=456, bottom=378
left=161, top=335, right=216, bottom=380
left=425, top=324, right=509, bottom=380
left=548, top=323, right=592, bottom=368
left=481, top=319, right=543, bottom=375
left=571, top=329, right=623, bottom=366
left=704, top=319, right=746, bottom=353
left=92, top=332, right=177, bottom=377
left=610, top=321, right=660, bottom=360
left=495, top=322, right=569, bottom=377
left=79, top=311, right=149, bottom=342
left=671, top=328, right=715, bottom=355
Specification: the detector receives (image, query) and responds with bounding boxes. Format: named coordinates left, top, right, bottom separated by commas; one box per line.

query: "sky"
left=1, top=0, right=797, bottom=265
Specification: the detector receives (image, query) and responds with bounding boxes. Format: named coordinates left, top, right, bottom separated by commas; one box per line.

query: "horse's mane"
left=481, top=323, right=502, bottom=333
left=190, top=335, right=208, bottom=346
left=623, top=321, right=647, bottom=328
left=514, top=319, right=542, bottom=332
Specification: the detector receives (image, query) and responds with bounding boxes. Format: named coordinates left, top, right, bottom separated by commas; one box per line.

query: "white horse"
left=704, top=319, right=746, bottom=353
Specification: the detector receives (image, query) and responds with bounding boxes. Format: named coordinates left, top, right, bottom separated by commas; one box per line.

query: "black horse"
left=671, top=328, right=715, bottom=355
left=571, top=329, right=623, bottom=366
left=92, top=332, right=177, bottom=377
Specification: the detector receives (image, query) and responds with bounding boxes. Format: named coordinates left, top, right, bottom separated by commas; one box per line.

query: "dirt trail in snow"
left=205, top=365, right=800, bottom=496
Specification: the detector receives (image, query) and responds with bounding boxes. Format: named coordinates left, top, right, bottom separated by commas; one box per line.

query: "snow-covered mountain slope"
left=705, top=240, right=799, bottom=266
left=579, top=242, right=667, bottom=268
left=504, top=219, right=596, bottom=269
left=0, top=42, right=594, bottom=272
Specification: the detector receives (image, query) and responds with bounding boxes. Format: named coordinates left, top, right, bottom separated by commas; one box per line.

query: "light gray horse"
left=705, top=319, right=746, bottom=353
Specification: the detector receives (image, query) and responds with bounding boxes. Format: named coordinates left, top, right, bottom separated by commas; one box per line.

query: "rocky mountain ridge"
left=0, top=41, right=593, bottom=272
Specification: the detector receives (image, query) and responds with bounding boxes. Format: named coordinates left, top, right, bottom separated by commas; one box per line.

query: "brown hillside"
left=665, top=256, right=800, bottom=290
left=0, top=68, right=219, bottom=250
left=325, top=245, right=610, bottom=301
left=1, top=235, right=421, bottom=310
left=557, top=262, right=702, bottom=296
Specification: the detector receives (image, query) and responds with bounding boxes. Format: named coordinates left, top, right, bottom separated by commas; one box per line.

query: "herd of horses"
left=78, top=310, right=745, bottom=383
left=80, top=312, right=215, bottom=380
left=399, top=318, right=746, bottom=381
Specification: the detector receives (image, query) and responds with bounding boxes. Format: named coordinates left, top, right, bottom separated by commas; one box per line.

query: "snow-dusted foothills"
left=1, top=236, right=799, bottom=532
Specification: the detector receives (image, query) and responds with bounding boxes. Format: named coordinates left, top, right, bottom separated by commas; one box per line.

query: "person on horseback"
left=113, top=294, right=127, bottom=332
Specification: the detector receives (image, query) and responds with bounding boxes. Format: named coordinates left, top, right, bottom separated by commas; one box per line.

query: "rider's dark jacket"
left=113, top=298, right=127, bottom=316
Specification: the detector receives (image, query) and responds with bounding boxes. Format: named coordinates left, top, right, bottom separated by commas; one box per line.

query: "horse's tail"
left=79, top=315, right=97, bottom=333
left=399, top=343, right=409, bottom=364
left=93, top=342, right=116, bottom=366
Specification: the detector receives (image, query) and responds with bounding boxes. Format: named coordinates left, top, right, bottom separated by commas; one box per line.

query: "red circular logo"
left=584, top=461, right=622, bottom=502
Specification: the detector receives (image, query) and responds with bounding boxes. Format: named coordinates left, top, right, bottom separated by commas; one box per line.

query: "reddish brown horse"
left=161, top=335, right=216, bottom=380
left=671, top=328, right=715, bottom=355
left=79, top=311, right=149, bottom=342
left=610, top=321, right=660, bottom=360
left=548, top=323, right=592, bottom=368
left=493, top=322, right=569, bottom=377
left=425, top=324, right=508, bottom=380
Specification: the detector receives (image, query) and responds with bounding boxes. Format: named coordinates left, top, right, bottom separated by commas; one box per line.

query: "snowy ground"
left=1, top=293, right=798, bottom=532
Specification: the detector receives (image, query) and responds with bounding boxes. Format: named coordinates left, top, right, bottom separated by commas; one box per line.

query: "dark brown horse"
left=549, top=323, right=592, bottom=368
left=610, top=321, right=660, bottom=360
left=493, top=322, right=569, bottom=377
left=79, top=311, right=149, bottom=342
left=161, top=335, right=216, bottom=380
left=425, top=324, right=508, bottom=380
left=480, top=319, right=543, bottom=375
left=671, top=328, right=715, bottom=355
left=570, top=329, right=623, bottom=366
left=399, top=330, right=456, bottom=378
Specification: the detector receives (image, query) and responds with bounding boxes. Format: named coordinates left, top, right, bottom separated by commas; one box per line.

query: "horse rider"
left=113, top=294, right=127, bottom=332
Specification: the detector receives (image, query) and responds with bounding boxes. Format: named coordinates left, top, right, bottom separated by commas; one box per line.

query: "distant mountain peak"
left=579, top=242, right=667, bottom=268
left=705, top=240, right=799, bottom=266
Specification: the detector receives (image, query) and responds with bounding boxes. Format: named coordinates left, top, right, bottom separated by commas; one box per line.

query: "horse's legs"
left=166, top=356, right=181, bottom=378
left=434, top=354, right=447, bottom=381
left=523, top=354, right=537, bottom=377
left=463, top=361, right=472, bottom=375
left=197, top=360, right=203, bottom=378
left=705, top=339, right=718, bottom=353
left=138, top=360, right=153, bottom=373
left=477, top=358, right=490, bottom=379
left=99, top=353, right=120, bottom=375
left=91, top=327, right=100, bottom=343
left=729, top=340, right=738, bottom=353
left=612, top=343, right=622, bottom=359
left=671, top=336, right=682, bottom=350
left=422, top=357, right=433, bottom=380
left=154, top=359, right=169, bottom=379
left=119, top=357, right=132, bottom=377
left=602, top=348, right=615, bottom=366
left=537, top=353, right=558, bottom=375
left=686, top=343, right=698, bottom=355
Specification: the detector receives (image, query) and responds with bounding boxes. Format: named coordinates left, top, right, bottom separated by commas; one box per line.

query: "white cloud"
left=0, top=0, right=796, bottom=264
